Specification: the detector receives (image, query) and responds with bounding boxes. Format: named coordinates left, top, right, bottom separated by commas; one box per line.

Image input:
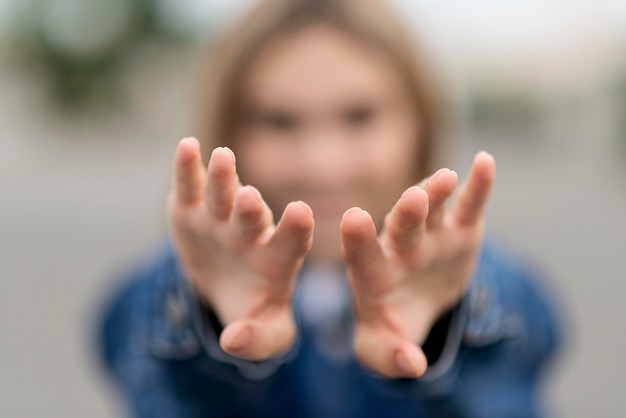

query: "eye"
left=259, top=111, right=300, bottom=132
left=344, top=105, right=375, bottom=126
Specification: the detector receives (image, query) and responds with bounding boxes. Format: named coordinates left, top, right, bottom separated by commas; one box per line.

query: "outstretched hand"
left=168, top=137, right=314, bottom=360
left=340, top=152, right=496, bottom=378
left=169, top=138, right=495, bottom=373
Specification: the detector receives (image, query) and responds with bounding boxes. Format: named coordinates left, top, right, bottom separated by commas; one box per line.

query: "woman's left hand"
left=340, top=151, right=496, bottom=378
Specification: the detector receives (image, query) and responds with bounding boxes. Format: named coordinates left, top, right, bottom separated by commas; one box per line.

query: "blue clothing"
left=97, top=239, right=560, bottom=418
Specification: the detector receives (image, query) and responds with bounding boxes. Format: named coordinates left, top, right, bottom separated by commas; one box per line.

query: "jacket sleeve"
left=96, top=241, right=299, bottom=418
left=370, top=239, right=563, bottom=417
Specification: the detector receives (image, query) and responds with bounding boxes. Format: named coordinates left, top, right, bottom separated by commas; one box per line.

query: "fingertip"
left=173, top=137, right=205, bottom=204
left=476, top=150, right=494, bottom=162
left=209, top=147, right=225, bottom=163
left=354, top=330, right=428, bottom=379
left=394, top=349, right=417, bottom=376
left=286, top=200, right=313, bottom=219
left=394, top=346, right=427, bottom=378
left=228, top=326, right=253, bottom=353
left=394, top=187, right=429, bottom=229
left=233, top=185, right=264, bottom=217
left=221, top=315, right=297, bottom=361
left=210, top=146, right=235, bottom=162
left=474, top=151, right=496, bottom=177
left=177, top=137, right=200, bottom=163
left=223, top=146, right=236, bottom=165
left=219, top=320, right=256, bottom=358
left=442, top=170, right=459, bottom=196
left=433, top=168, right=459, bottom=192
left=400, top=186, right=429, bottom=207
left=471, top=151, right=496, bottom=184
left=236, top=184, right=262, bottom=203
left=448, top=169, right=460, bottom=184
left=342, top=206, right=363, bottom=220
left=180, top=136, right=199, bottom=148
left=340, top=207, right=372, bottom=236
left=401, top=185, right=427, bottom=200
left=452, top=152, right=496, bottom=225
left=283, top=201, right=315, bottom=236
left=340, top=209, right=380, bottom=262
left=208, top=147, right=237, bottom=179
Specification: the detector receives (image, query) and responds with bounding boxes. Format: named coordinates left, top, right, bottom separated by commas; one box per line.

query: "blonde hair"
left=195, top=0, right=442, bottom=180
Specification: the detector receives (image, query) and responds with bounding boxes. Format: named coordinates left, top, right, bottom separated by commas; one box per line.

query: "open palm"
left=340, top=152, right=496, bottom=378
left=168, top=138, right=314, bottom=360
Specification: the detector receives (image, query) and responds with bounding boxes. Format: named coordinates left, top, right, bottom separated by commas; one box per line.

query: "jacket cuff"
left=161, top=247, right=297, bottom=380
left=406, top=242, right=524, bottom=394
left=418, top=297, right=468, bottom=384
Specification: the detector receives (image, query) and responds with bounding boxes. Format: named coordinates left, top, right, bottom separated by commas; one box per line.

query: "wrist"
left=410, top=295, right=460, bottom=345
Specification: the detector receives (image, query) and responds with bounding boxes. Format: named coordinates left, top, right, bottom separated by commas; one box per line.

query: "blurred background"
left=1, top=0, right=625, bottom=416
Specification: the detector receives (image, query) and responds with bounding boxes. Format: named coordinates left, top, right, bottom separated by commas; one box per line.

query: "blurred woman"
left=98, top=0, right=560, bottom=416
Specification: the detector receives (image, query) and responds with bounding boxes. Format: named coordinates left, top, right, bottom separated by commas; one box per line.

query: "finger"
left=420, top=169, right=458, bottom=229
left=265, top=201, right=314, bottom=274
left=206, top=147, right=241, bottom=221
left=230, top=185, right=273, bottom=243
left=340, top=208, right=386, bottom=289
left=383, top=186, right=429, bottom=255
left=452, top=152, right=496, bottom=226
left=354, top=326, right=427, bottom=378
left=174, top=137, right=205, bottom=205
left=220, top=310, right=296, bottom=360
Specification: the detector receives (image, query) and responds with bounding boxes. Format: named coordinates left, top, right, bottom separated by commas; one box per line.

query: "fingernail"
left=476, top=151, right=494, bottom=163
left=394, top=350, right=417, bottom=376
left=401, top=186, right=425, bottom=199
left=181, top=136, right=197, bottom=144
left=433, top=168, right=450, bottom=179
left=212, top=147, right=236, bottom=165
left=244, top=185, right=262, bottom=202
left=342, top=207, right=362, bottom=220
left=229, top=326, right=252, bottom=352
left=292, top=201, right=313, bottom=217
left=401, top=187, right=414, bottom=198
left=224, top=147, right=236, bottom=164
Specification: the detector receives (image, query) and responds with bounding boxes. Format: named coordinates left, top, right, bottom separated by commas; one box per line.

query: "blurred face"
left=236, top=24, right=421, bottom=264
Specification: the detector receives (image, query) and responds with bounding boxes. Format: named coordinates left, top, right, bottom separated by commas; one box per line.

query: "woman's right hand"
left=167, top=137, right=314, bottom=361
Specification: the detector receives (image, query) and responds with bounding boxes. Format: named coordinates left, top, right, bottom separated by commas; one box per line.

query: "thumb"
left=354, top=325, right=427, bottom=378
left=220, top=311, right=296, bottom=361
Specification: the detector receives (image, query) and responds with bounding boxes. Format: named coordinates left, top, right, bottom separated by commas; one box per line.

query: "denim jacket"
left=97, top=238, right=561, bottom=418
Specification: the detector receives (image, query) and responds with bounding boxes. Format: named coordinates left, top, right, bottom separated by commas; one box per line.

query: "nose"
left=296, top=127, right=357, bottom=190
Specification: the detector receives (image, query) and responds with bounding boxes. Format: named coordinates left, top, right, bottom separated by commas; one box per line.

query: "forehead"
left=244, top=24, right=403, bottom=107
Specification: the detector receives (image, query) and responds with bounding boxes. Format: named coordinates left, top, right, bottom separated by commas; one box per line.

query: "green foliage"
left=5, top=0, right=197, bottom=107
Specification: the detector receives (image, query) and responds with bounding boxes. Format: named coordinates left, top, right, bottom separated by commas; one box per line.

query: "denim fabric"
left=97, top=238, right=561, bottom=418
